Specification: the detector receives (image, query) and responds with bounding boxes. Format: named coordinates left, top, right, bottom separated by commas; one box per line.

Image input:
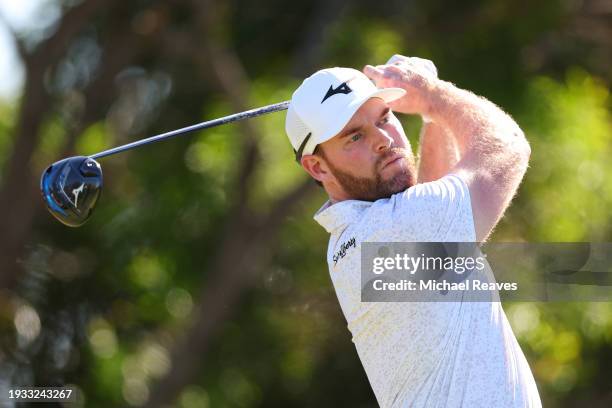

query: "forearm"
left=423, top=80, right=529, bottom=160
left=363, top=58, right=531, bottom=241
left=424, top=80, right=530, bottom=240
left=417, top=121, right=460, bottom=183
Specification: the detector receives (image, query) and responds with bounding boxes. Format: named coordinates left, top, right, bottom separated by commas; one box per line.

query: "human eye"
left=349, top=133, right=362, bottom=143
left=378, top=115, right=390, bottom=126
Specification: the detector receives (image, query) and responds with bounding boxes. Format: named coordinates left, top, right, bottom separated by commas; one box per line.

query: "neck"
left=327, top=189, right=350, bottom=204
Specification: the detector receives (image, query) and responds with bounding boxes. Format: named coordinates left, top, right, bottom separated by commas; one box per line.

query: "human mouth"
left=381, top=154, right=404, bottom=170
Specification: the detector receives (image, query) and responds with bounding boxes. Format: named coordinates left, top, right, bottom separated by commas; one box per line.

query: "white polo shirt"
left=314, top=174, right=541, bottom=408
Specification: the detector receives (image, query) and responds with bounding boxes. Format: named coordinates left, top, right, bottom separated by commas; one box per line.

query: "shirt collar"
left=313, top=199, right=372, bottom=233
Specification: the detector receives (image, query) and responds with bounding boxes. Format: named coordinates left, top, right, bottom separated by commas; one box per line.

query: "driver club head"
left=40, top=156, right=103, bottom=227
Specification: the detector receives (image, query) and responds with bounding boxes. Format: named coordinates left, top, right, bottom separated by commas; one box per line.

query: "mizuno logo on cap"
left=321, top=82, right=352, bottom=103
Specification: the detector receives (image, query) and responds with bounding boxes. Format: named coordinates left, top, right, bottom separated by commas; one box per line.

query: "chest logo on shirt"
left=333, top=237, right=356, bottom=265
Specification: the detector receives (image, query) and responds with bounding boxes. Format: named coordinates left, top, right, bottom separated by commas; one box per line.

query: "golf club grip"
left=90, top=100, right=291, bottom=160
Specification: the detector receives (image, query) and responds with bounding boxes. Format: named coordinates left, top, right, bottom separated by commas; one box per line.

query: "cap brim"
left=304, top=87, right=406, bottom=155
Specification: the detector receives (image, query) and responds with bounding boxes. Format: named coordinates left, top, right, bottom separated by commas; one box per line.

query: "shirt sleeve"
left=362, top=174, right=477, bottom=242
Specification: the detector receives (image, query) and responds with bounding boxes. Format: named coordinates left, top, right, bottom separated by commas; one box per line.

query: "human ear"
left=300, top=154, right=333, bottom=184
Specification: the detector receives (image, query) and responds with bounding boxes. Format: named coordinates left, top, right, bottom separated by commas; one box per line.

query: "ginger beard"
left=320, top=147, right=417, bottom=201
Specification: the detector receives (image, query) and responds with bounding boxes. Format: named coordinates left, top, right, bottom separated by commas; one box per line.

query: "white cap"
left=285, top=67, right=406, bottom=160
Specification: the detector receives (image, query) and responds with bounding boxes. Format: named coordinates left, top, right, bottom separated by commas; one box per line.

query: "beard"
left=324, top=147, right=417, bottom=201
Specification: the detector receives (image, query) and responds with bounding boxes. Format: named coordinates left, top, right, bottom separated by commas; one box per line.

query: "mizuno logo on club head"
left=71, top=183, right=85, bottom=207
left=321, top=82, right=352, bottom=103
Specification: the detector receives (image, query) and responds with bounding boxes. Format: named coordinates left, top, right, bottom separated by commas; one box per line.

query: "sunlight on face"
left=319, top=98, right=416, bottom=201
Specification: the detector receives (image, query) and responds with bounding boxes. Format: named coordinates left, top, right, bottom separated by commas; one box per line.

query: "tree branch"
left=145, top=175, right=316, bottom=407
left=0, top=12, right=28, bottom=63
left=144, top=2, right=320, bottom=406
left=61, top=26, right=151, bottom=155
left=26, top=0, right=110, bottom=70
left=0, top=0, right=137, bottom=289
left=198, top=39, right=262, bottom=207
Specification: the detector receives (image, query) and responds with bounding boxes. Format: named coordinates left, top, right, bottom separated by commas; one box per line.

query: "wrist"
left=419, top=79, right=455, bottom=122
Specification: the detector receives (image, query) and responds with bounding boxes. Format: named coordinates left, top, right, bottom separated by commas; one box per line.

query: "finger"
left=364, top=65, right=389, bottom=86
left=386, top=65, right=404, bottom=74
left=363, top=64, right=384, bottom=79
left=384, top=65, right=406, bottom=78
left=401, top=57, right=437, bottom=78
left=386, top=54, right=409, bottom=65
left=408, top=57, right=438, bottom=77
left=423, top=60, right=438, bottom=77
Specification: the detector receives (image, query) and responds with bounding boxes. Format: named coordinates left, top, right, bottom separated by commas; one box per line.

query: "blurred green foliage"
left=0, top=0, right=610, bottom=407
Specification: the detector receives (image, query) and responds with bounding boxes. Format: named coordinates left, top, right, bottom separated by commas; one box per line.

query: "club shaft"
left=89, top=100, right=290, bottom=160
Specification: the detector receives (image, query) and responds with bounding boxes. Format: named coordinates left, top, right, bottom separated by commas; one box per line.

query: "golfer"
left=285, top=55, right=541, bottom=407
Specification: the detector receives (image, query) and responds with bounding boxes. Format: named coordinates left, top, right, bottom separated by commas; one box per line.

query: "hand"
left=363, top=55, right=439, bottom=116
left=386, top=54, right=438, bottom=78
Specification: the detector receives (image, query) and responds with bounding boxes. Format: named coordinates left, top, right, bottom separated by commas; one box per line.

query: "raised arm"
left=364, top=57, right=530, bottom=242
left=417, top=121, right=460, bottom=183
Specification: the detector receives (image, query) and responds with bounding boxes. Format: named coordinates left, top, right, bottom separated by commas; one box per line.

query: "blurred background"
left=0, top=0, right=610, bottom=406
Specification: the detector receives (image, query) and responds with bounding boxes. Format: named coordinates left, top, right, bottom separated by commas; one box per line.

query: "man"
left=284, top=55, right=541, bottom=407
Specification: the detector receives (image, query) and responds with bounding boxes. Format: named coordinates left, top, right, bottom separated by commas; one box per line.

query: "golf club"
left=40, top=100, right=290, bottom=227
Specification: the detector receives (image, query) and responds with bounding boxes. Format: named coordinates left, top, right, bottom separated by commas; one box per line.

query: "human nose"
left=371, top=127, right=393, bottom=152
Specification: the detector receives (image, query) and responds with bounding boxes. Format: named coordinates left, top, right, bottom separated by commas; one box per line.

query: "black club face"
left=40, top=156, right=103, bottom=227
